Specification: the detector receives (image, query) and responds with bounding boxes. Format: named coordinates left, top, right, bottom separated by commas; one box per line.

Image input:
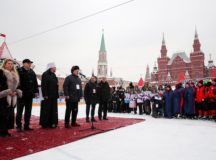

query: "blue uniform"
left=163, top=91, right=174, bottom=118
left=183, top=87, right=195, bottom=115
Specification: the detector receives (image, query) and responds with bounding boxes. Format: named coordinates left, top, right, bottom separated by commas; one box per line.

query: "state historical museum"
left=151, top=29, right=216, bottom=84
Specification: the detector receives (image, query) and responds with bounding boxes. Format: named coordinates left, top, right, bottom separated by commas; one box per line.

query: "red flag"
left=0, top=33, right=6, bottom=38
left=178, top=72, right=185, bottom=82
left=138, top=78, right=144, bottom=88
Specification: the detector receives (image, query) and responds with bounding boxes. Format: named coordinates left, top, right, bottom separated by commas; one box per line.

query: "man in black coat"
left=16, top=59, right=39, bottom=131
left=63, top=66, right=82, bottom=128
left=98, top=77, right=111, bottom=120
left=40, top=62, right=59, bottom=128
left=84, top=76, right=98, bottom=122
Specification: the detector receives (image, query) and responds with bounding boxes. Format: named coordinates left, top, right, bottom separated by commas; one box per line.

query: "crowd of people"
left=108, top=80, right=216, bottom=120
left=0, top=58, right=216, bottom=138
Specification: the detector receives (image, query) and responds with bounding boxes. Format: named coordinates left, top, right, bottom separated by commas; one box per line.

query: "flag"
left=0, top=33, right=6, bottom=38
left=138, top=77, right=144, bottom=88
left=178, top=72, right=185, bottom=82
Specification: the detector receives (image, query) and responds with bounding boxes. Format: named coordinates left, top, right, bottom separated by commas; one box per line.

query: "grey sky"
left=1, top=0, right=216, bottom=82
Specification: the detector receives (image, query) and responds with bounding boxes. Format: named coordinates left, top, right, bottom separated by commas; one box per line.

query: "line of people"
left=0, top=58, right=111, bottom=137
left=108, top=80, right=216, bottom=120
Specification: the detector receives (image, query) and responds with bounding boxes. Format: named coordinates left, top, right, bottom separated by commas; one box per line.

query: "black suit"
left=84, top=81, right=99, bottom=120
left=98, top=81, right=110, bottom=119
left=16, top=67, right=39, bottom=129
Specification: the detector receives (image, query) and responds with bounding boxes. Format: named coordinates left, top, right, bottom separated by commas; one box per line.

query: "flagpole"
left=0, top=33, right=6, bottom=41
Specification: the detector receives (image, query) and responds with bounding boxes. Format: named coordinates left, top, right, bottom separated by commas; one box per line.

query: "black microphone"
left=79, top=72, right=86, bottom=78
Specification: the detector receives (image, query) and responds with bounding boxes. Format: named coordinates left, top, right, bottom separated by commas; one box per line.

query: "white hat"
left=46, top=62, right=56, bottom=70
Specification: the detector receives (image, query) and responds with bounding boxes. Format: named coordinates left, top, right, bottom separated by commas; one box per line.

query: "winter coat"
left=0, top=69, right=22, bottom=130
left=41, top=70, right=59, bottom=99
left=207, top=85, right=216, bottom=102
left=195, top=86, right=205, bottom=103
left=63, top=74, right=82, bottom=102
left=84, top=81, right=98, bottom=104
left=129, top=93, right=136, bottom=108
left=17, top=67, right=39, bottom=98
left=124, top=93, right=130, bottom=104
left=136, top=93, right=144, bottom=104
left=98, top=81, right=111, bottom=103
left=163, top=90, right=174, bottom=118
left=111, top=91, right=119, bottom=103
left=117, top=88, right=125, bottom=100
left=173, top=87, right=184, bottom=114
left=184, top=87, right=195, bottom=115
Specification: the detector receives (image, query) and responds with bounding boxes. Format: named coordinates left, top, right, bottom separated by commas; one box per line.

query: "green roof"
left=99, top=32, right=106, bottom=52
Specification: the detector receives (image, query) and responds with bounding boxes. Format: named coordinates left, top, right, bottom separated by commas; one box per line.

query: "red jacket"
left=207, top=85, right=216, bottom=102
left=195, top=86, right=205, bottom=102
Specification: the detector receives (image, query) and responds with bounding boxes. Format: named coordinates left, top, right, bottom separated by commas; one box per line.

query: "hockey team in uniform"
left=109, top=80, right=216, bottom=120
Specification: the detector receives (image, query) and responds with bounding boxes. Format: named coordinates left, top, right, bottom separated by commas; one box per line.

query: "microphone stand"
left=79, top=74, right=105, bottom=132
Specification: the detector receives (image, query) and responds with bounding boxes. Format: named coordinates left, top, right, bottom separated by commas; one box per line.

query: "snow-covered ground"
left=16, top=105, right=216, bottom=160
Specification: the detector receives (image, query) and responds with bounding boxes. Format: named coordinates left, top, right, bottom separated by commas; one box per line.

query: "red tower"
left=190, top=28, right=205, bottom=79
left=157, top=33, right=170, bottom=83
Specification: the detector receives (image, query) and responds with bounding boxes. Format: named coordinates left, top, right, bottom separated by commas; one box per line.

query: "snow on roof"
left=0, top=42, right=13, bottom=59
left=168, top=51, right=191, bottom=65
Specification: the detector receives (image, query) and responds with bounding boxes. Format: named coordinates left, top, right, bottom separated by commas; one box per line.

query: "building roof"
left=0, top=42, right=13, bottom=59
left=99, top=31, right=106, bottom=53
left=168, top=52, right=191, bottom=65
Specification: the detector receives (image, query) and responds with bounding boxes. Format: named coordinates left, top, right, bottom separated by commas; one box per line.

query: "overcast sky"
left=1, top=0, right=216, bottom=82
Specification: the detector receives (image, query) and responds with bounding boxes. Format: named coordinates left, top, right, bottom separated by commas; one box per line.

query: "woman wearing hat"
left=40, top=62, right=59, bottom=128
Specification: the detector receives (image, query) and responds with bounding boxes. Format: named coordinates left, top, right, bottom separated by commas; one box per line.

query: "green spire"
left=99, top=29, right=106, bottom=52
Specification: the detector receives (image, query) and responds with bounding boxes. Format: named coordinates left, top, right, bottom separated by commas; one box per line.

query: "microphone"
left=79, top=72, right=86, bottom=78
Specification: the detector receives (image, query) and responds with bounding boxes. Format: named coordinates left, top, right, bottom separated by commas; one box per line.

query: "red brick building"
left=151, top=30, right=215, bottom=84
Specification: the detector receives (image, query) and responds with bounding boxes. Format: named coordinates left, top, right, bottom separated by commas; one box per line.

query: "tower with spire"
left=161, top=33, right=167, bottom=57
left=190, top=27, right=205, bottom=79
left=207, top=54, right=216, bottom=78
left=193, top=27, right=201, bottom=52
left=145, top=65, right=151, bottom=82
left=157, top=33, right=170, bottom=82
left=97, top=29, right=108, bottom=78
left=207, top=54, right=215, bottom=68
left=151, top=62, right=158, bottom=82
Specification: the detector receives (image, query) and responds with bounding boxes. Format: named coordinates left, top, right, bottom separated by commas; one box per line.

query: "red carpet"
left=0, top=116, right=144, bottom=160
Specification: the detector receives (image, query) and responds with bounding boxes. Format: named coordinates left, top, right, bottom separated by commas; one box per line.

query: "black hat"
left=71, top=65, right=79, bottom=73
left=23, top=59, right=33, bottom=64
